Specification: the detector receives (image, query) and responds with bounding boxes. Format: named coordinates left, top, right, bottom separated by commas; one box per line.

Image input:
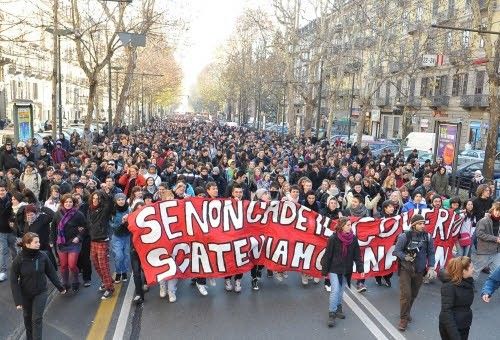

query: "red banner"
left=127, top=198, right=462, bottom=285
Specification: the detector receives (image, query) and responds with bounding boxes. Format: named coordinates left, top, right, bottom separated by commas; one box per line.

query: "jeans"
left=111, top=234, right=130, bottom=274
left=0, top=232, right=17, bottom=274
left=439, top=323, right=470, bottom=340
left=22, top=291, right=48, bottom=340
left=159, top=279, right=178, bottom=293
left=328, top=273, right=345, bottom=313
left=457, top=245, right=472, bottom=257
left=251, top=265, right=264, bottom=279
left=472, top=252, right=500, bottom=281
left=77, top=236, right=92, bottom=282
left=58, top=250, right=80, bottom=287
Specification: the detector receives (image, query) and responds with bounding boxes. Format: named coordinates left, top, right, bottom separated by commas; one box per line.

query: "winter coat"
left=401, top=200, right=427, bottom=213
left=51, top=148, right=68, bottom=164
left=0, top=148, right=20, bottom=171
left=109, top=206, right=130, bottom=236
left=469, top=177, right=485, bottom=198
left=321, top=233, right=363, bottom=280
left=432, top=172, right=449, bottom=197
left=52, top=209, right=87, bottom=248
left=393, top=230, right=435, bottom=273
left=22, top=211, right=54, bottom=251
left=439, top=273, right=474, bottom=336
left=10, top=248, right=64, bottom=306
left=118, top=173, right=146, bottom=198
left=472, top=197, right=493, bottom=222
left=0, top=195, right=13, bottom=234
left=87, top=191, right=114, bottom=241
left=20, top=171, right=42, bottom=197
left=475, top=215, right=500, bottom=255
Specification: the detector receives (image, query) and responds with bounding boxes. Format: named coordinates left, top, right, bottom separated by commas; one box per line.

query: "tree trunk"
left=326, top=97, right=335, bottom=139
left=355, top=107, right=366, bottom=146
left=114, top=47, right=137, bottom=127
left=303, top=99, right=315, bottom=138
left=286, top=83, right=296, bottom=136
left=85, top=78, right=98, bottom=129
left=484, top=80, right=499, bottom=181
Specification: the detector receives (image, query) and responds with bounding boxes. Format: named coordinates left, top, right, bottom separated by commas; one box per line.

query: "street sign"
left=371, top=109, right=380, bottom=122
left=422, top=54, right=437, bottom=67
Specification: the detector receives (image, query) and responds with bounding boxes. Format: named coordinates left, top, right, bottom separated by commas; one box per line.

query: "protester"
left=109, top=193, right=131, bottom=283
left=10, top=232, right=66, bottom=340
left=393, top=214, right=436, bottom=331
left=321, top=217, right=363, bottom=328
left=472, top=202, right=500, bottom=281
left=481, top=266, right=500, bottom=303
left=439, top=256, right=474, bottom=340
left=0, top=182, right=15, bottom=282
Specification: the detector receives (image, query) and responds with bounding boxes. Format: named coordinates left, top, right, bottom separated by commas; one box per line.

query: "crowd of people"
left=0, top=116, right=499, bottom=339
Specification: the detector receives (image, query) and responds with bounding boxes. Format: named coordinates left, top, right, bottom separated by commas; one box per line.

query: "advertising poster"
left=436, top=123, right=458, bottom=171
left=17, top=106, right=32, bottom=142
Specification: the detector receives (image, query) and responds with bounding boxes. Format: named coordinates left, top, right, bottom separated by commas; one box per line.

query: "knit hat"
left=410, top=214, right=425, bottom=227
left=24, top=204, right=38, bottom=215
left=131, top=200, right=145, bottom=211
left=255, top=188, right=268, bottom=200
left=212, top=167, right=220, bottom=175
left=114, top=193, right=127, bottom=201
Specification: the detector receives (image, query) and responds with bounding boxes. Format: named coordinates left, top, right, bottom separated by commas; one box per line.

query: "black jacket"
left=321, top=233, right=363, bottom=279
left=23, top=211, right=54, bottom=251
left=0, top=148, right=20, bottom=171
left=439, top=273, right=474, bottom=337
left=52, top=209, right=87, bottom=247
left=0, top=195, right=13, bottom=234
left=88, top=191, right=113, bottom=241
left=10, top=248, right=64, bottom=306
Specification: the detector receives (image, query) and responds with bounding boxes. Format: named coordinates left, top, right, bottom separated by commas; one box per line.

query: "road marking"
left=113, top=278, right=135, bottom=340
left=347, top=287, right=406, bottom=340
left=86, top=284, right=122, bottom=340
left=343, top=293, right=389, bottom=340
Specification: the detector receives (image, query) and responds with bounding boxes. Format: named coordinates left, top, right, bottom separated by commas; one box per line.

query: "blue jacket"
left=401, top=200, right=427, bottom=213
left=393, top=231, right=435, bottom=273
left=109, top=208, right=130, bottom=236
left=482, top=266, right=500, bottom=297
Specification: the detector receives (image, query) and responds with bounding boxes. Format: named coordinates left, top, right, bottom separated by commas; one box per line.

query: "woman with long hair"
left=321, top=217, right=363, bottom=328
left=456, top=200, right=476, bottom=257
left=53, top=194, right=87, bottom=292
left=10, top=232, right=66, bottom=340
left=439, top=256, right=474, bottom=340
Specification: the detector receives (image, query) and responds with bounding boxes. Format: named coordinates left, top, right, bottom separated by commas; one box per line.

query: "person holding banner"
left=250, top=187, right=271, bottom=291
left=321, top=217, right=363, bottom=328
left=393, top=214, right=436, bottom=331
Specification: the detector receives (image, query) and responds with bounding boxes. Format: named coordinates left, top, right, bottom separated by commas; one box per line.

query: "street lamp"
left=45, top=27, right=74, bottom=137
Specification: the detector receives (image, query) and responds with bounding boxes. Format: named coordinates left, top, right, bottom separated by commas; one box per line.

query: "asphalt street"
left=2, top=270, right=499, bottom=340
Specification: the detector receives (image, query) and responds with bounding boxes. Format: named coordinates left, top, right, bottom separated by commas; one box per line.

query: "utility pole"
left=108, top=59, right=112, bottom=135
left=58, top=34, right=62, bottom=136
left=141, top=73, right=144, bottom=125
left=315, top=59, right=324, bottom=138
left=51, top=0, right=58, bottom=140
left=347, top=72, right=355, bottom=145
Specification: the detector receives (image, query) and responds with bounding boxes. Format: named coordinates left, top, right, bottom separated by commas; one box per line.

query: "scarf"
left=57, top=207, right=78, bottom=245
left=491, top=214, right=500, bottom=222
left=337, top=231, right=354, bottom=258
left=350, top=204, right=368, bottom=217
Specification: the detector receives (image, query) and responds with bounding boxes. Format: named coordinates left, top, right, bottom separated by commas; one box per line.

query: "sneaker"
left=375, top=277, right=382, bottom=286
left=275, top=272, right=284, bottom=282
left=114, top=273, right=121, bottom=284
left=225, top=279, right=233, bottom=292
left=234, top=279, right=242, bottom=293
left=301, top=274, right=309, bottom=286
left=283, top=272, right=288, bottom=279
left=159, top=283, right=167, bottom=298
left=252, top=279, right=259, bottom=291
left=356, top=283, right=367, bottom=293
left=208, top=278, right=216, bottom=286
left=168, top=291, right=176, bottom=303
left=336, top=305, right=346, bottom=319
left=196, top=283, right=208, bottom=296
left=325, top=285, right=331, bottom=292
left=313, top=277, right=320, bottom=284
left=98, top=284, right=106, bottom=292
left=423, top=276, right=430, bottom=284
left=101, top=290, right=113, bottom=300
left=398, top=319, right=408, bottom=331
left=383, top=277, right=392, bottom=288
left=0, top=272, right=7, bottom=282
left=121, top=273, right=128, bottom=282
left=143, top=284, right=149, bottom=292
left=83, top=281, right=91, bottom=287
left=327, top=312, right=336, bottom=328
left=133, top=295, right=143, bottom=304
left=267, top=270, right=273, bottom=278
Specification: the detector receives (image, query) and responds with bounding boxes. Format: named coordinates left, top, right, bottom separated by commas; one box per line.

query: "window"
left=10, top=80, right=16, bottom=100
left=446, top=31, right=453, bottom=49
left=452, top=73, right=468, bottom=96
left=385, top=81, right=391, bottom=101
left=396, top=79, right=403, bottom=99
left=480, top=37, right=485, bottom=48
left=393, top=116, right=401, bottom=138
left=420, top=77, right=432, bottom=97
left=409, top=78, right=416, bottom=97
left=434, top=75, right=448, bottom=96
left=416, top=6, right=423, bottom=21
left=475, top=71, right=485, bottom=94
left=33, top=83, right=38, bottom=100
left=463, top=31, right=470, bottom=48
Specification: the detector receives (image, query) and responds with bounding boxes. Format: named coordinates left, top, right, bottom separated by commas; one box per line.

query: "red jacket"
left=118, top=173, right=146, bottom=197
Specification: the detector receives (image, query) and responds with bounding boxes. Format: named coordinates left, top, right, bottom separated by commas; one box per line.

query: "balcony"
left=376, top=97, right=390, bottom=107
left=407, top=96, right=422, bottom=108
left=460, top=94, right=489, bottom=109
left=430, top=95, right=450, bottom=108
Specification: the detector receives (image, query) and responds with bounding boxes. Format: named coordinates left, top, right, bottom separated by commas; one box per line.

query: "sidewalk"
left=0, top=278, right=24, bottom=340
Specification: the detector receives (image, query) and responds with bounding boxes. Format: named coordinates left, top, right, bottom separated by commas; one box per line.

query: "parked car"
left=453, top=160, right=500, bottom=189
left=365, top=141, right=401, bottom=158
